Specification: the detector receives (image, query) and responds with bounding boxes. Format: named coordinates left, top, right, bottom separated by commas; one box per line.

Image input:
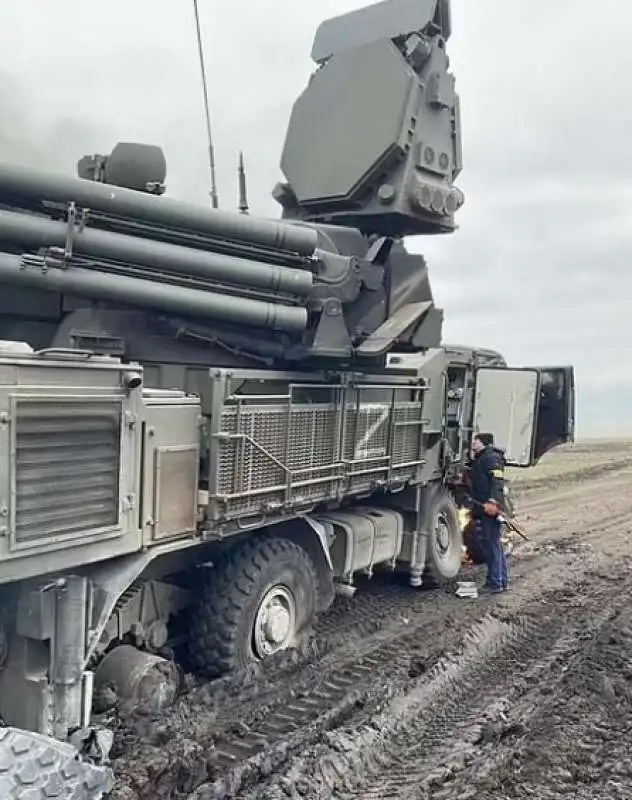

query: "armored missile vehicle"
left=0, top=0, right=574, bottom=794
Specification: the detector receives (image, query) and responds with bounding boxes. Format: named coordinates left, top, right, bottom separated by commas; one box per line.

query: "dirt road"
left=109, top=440, right=632, bottom=799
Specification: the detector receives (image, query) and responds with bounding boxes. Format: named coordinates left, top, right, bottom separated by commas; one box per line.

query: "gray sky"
left=1, top=0, right=630, bottom=437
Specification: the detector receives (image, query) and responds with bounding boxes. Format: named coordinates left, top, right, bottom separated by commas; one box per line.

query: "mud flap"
left=0, top=727, right=114, bottom=798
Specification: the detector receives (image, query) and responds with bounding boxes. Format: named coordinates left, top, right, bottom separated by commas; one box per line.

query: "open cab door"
left=472, top=366, right=575, bottom=467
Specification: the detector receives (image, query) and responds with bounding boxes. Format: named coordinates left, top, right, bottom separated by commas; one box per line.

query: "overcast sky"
left=1, top=0, right=630, bottom=437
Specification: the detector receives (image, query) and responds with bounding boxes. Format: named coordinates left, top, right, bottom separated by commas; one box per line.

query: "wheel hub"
left=253, top=585, right=296, bottom=657
left=264, top=604, right=291, bottom=644
left=434, top=513, right=450, bottom=555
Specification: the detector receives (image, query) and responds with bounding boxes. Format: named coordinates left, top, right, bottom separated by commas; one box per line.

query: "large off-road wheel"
left=425, top=490, right=464, bottom=587
left=187, top=536, right=319, bottom=678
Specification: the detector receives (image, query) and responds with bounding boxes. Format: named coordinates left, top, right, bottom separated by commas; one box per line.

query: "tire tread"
left=187, top=537, right=318, bottom=678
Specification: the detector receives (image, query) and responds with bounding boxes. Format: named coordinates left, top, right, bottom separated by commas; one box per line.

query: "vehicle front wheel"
left=424, top=490, right=464, bottom=587
left=187, top=536, right=319, bottom=678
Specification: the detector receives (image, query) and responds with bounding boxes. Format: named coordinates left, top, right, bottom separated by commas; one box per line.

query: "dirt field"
left=108, top=439, right=632, bottom=799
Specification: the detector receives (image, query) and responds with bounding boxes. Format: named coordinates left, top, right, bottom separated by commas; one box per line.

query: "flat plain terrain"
left=108, top=439, right=632, bottom=799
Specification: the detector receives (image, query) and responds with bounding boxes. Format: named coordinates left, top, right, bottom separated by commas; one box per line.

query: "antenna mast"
left=238, top=151, right=249, bottom=214
left=193, top=0, right=219, bottom=209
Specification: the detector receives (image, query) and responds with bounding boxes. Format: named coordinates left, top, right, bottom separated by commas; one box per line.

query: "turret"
left=0, top=0, right=456, bottom=369
left=273, top=0, right=463, bottom=238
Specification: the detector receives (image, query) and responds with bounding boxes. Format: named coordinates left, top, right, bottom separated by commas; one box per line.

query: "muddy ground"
left=108, top=439, right=632, bottom=799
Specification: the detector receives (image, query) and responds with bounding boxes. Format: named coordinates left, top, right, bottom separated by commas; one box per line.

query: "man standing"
left=470, top=432, right=508, bottom=593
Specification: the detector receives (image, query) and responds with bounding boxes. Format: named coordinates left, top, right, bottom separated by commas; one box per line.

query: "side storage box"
left=141, top=389, right=201, bottom=544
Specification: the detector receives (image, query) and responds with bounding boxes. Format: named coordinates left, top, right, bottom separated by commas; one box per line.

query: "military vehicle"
left=0, top=0, right=574, bottom=794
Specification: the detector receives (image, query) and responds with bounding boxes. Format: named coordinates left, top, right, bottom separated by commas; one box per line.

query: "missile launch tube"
left=0, top=251, right=307, bottom=333
left=0, top=161, right=317, bottom=256
left=0, top=209, right=313, bottom=297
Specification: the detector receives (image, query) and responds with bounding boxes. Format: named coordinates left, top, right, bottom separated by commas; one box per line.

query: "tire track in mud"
left=238, top=564, right=632, bottom=799
left=109, top=457, right=632, bottom=799
left=512, top=453, right=632, bottom=492
left=109, top=584, right=456, bottom=799
left=501, top=616, right=632, bottom=799
left=420, top=605, right=632, bottom=800
left=511, top=513, right=630, bottom=569
left=359, top=581, right=632, bottom=800
left=515, top=469, right=632, bottom=519
left=183, top=515, right=632, bottom=797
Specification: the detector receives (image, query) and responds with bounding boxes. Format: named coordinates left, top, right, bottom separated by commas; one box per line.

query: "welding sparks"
left=457, top=506, right=472, bottom=532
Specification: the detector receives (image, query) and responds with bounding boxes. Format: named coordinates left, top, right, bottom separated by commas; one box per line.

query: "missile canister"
left=0, top=251, right=307, bottom=333
left=0, top=209, right=313, bottom=297
left=0, top=161, right=318, bottom=256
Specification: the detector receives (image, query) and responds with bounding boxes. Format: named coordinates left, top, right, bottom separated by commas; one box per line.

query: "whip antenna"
left=193, top=0, right=219, bottom=208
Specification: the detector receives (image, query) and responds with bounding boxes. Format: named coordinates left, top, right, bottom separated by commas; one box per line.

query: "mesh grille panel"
left=211, top=397, right=425, bottom=520
left=13, top=399, right=121, bottom=542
